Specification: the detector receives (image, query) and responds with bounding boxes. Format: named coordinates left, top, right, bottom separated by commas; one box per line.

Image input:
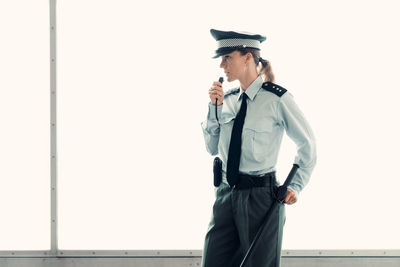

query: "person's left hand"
left=277, top=185, right=297, bottom=205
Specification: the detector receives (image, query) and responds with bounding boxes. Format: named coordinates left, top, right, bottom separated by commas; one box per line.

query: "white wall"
left=0, top=0, right=50, bottom=250
left=0, top=0, right=399, bottom=251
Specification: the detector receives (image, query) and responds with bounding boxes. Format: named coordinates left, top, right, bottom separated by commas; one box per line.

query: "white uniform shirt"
left=201, top=75, right=317, bottom=196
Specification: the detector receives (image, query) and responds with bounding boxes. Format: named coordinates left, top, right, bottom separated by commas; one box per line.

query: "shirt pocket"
left=220, top=116, right=235, bottom=130
left=219, top=116, right=235, bottom=150
left=243, top=119, right=274, bottom=155
left=221, top=116, right=235, bottom=124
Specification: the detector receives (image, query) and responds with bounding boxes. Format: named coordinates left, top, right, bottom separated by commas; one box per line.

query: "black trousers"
left=201, top=181, right=286, bottom=267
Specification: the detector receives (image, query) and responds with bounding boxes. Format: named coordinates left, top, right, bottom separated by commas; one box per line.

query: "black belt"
left=232, top=172, right=276, bottom=190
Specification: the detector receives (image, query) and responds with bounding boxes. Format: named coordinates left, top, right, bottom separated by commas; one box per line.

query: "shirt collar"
left=237, top=75, right=264, bottom=102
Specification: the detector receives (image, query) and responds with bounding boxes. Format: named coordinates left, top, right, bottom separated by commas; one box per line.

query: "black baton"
left=239, top=164, right=300, bottom=267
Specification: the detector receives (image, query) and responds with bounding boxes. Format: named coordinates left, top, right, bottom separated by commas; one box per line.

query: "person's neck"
left=239, top=72, right=259, bottom=91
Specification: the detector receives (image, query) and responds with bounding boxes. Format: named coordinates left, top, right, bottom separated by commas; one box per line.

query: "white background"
left=0, top=0, right=399, bottom=250
left=0, top=0, right=50, bottom=250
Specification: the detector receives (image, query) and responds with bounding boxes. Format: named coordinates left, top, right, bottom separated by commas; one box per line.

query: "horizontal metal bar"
left=282, top=250, right=400, bottom=257
left=0, top=251, right=54, bottom=257
left=57, top=250, right=201, bottom=257
left=1, top=250, right=400, bottom=258
left=2, top=257, right=400, bottom=267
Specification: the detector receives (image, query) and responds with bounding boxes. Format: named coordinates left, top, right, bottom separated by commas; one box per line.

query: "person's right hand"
left=209, top=81, right=224, bottom=106
left=276, top=185, right=298, bottom=205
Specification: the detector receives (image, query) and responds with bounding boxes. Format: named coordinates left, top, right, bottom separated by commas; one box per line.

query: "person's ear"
left=246, top=52, right=253, bottom=64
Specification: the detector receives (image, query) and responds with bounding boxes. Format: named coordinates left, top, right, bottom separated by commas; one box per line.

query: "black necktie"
left=227, top=93, right=248, bottom=186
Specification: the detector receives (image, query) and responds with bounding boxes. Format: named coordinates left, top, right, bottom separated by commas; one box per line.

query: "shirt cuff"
left=287, top=186, right=299, bottom=198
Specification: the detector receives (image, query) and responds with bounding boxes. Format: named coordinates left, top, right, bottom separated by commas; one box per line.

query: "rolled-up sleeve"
left=201, top=102, right=223, bottom=156
left=277, top=93, right=317, bottom=196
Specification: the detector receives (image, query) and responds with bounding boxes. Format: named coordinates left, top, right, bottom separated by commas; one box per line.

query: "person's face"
left=219, top=51, right=246, bottom=82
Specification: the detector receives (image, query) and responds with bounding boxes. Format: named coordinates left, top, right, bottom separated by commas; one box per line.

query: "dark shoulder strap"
left=224, top=87, right=240, bottom=97
left=261, top=82, right=287, bottom=97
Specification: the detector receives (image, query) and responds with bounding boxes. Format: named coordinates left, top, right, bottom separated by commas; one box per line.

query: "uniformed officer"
left=200, top=29, right=317, bottom=267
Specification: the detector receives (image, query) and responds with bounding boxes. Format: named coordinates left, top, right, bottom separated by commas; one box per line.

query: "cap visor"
left=211, top=47, right=240, bottom=59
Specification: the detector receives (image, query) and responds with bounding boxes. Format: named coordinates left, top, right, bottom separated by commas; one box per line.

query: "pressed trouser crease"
left=201, top=182, right=286, bottom=267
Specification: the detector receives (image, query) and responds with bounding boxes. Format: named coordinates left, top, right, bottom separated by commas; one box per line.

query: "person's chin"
left=226, top=74, right=235, bottom=82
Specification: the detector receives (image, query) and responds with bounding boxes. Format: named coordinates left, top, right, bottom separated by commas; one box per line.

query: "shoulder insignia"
left=224, top=87, right=240, bottom=97
left=261, top=82, right=287, bottom=97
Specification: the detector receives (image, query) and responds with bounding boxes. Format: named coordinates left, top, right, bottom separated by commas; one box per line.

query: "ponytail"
left=258, top=57, right=275, bottom=83
left=238, top=48, right=275, bottom=83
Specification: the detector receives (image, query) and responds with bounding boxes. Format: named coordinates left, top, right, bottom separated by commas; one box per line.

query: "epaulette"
left=224, top=87, right=240, bottom=97
left=261, top=82, right=287, bottom=97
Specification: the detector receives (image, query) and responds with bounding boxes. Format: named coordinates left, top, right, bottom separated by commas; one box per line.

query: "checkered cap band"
left=217, top=38, right=260, bottom=49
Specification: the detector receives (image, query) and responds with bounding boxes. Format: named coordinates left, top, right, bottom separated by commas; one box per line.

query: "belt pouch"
left=213, top=157, right=222, bottom=187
